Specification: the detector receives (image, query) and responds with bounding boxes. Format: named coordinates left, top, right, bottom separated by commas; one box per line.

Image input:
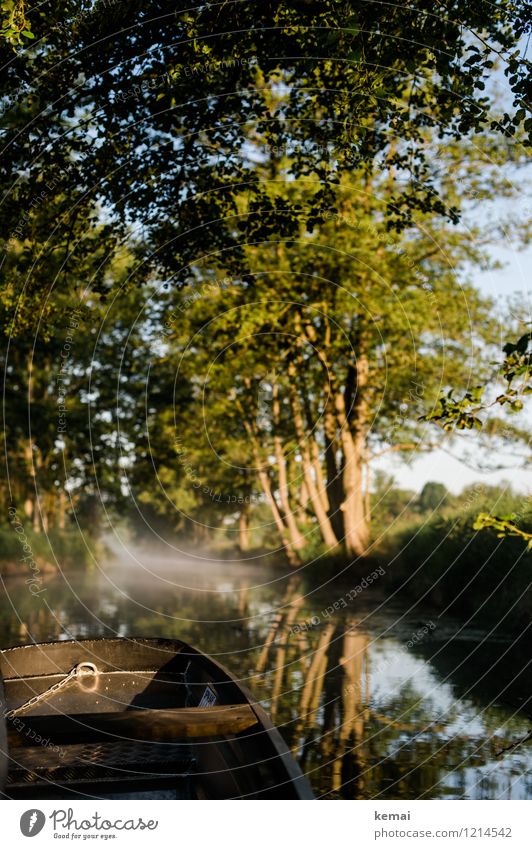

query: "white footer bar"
left=4, top=799, right=531, bottom=848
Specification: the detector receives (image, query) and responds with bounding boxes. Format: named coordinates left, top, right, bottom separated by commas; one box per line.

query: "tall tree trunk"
left=324, top=395, right=344, bottom=539
left=256, top=464, right=301, bottom=566
left=310, top=435, right=329, bottom=512
left=25, top=356, right=40, bottom=533
left=301, top=385, right=329, bottom=512
left=272, top=384, right=306, bottom=551
left=42, top=497, right=50, bottom=534
left=288, top=369, right=339, bottom=549
left=338, top=433, right=368, bottom=556
left=58, top=489, right=66, bottom=531
left=25, top=441, right=41, bottom=534
left=238, top=504, right=250, bottom=552
left=334, top=358, right=370, bottom=556
left=287, top=456, right=307, bottom=525
left=240, top=403, right=300, bottom=566
left=273, top=435, right=306, bottom=551
left=299, top=479, right=309, bottom=513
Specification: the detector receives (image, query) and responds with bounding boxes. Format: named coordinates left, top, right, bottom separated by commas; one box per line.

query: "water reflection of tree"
left=252, top=584, right=532, bottom=800
left=255, top=593, right=373, bottom=796
left=0, top=576, right=64, bottom=645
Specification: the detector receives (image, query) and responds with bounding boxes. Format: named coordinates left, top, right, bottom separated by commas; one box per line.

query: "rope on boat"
left=5, top=662, right=98, bottom=718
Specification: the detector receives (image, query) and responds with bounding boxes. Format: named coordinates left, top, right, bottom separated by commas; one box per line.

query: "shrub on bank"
left=0, top=524, right=99, bottom=575
left=380, top=508, right=532, bottom=632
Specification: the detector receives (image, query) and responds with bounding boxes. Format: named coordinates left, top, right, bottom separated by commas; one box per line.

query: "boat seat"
left=7, top=704, right=259, bottom=746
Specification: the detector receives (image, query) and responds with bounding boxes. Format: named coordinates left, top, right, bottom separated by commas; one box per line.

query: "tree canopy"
left=1, top=1, right=531, bottom=560
left=1, top=1, right=530, bottom=327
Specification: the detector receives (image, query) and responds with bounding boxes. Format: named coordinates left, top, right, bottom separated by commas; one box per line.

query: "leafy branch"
left=422, top=330, right=532, bottom=431
left=473, top=512, right=532, bottom=549
left=422, top=330, right=532, bottom=548
left=1, top=0, right=33, bottom=47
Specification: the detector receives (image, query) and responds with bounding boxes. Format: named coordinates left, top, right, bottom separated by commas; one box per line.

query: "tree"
left=0, top=239, right=152, bottom=535
left=1, top=0, right=32, bottom=47
left=2, top=2, right=531, bottom=562
left=1, top=1, right=530, bottom=330
left=135, top=141, right=524, bottom=559
left=418, top=482, right=448, bottom=512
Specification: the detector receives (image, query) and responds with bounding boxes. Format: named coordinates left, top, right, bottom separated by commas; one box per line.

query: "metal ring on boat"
left=76, top=662, right=99, bottom=691
left=76, top=662, right=98, bottom=677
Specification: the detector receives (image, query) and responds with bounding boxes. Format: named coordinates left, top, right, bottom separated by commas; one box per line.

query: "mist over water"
left=105, top=535, right=281, bottom=589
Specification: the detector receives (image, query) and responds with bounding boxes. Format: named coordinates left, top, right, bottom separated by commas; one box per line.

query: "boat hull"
left=0, top=637, right=314, bottom=800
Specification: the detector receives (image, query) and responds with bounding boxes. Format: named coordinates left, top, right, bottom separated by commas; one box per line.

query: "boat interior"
left=0, top=638, right=308, bottom=799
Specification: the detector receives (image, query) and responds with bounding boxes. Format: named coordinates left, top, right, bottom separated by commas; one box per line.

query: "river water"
left=1, top=544, right=530, bottom=799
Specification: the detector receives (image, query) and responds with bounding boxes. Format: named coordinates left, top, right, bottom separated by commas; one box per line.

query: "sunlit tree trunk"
left=301, top=384, right=329, bottom=513
left=272, top=384, right=306, bottom=552
left=335, top=405, right=368, bottom=555
left=238, top=504, right=250, bottom=552
left=241, top=406, right=301, bottom=566
left=25, top=356, right=41, bottom=534
left=288, top=367, right=339, bottom=549
left=324, top=395, right=344, bottom=539
left=334, top=357, right=370, bottom=556
left=310, top=435, right=329, bottom=512
left=41, top=500, right=49, bottom=534
left=256, top=463, right=301, bottom=566
left=299, top=479, right=309, bottom=516
left=295, top=307, right=372, bottom=554
left=24, top=440, right=38, bottom=531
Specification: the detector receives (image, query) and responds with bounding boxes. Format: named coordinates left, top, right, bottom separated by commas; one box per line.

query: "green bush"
left=380, top=505, right=532, bottom=632
left=0, top=523, right=100, bottom=572
left=44, top=529, right=98, bottom=570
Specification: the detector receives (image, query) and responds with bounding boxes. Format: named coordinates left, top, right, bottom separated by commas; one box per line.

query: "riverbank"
left=376, top=510, right=531, bottom=634
left=293, top=510, right=531, bottom=636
